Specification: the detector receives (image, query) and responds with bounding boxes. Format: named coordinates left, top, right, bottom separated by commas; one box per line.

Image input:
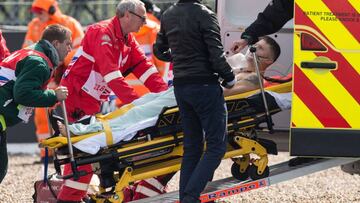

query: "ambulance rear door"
left=291, top=0, right=360, bottom=157
left=217, top=0, right=294, bottom=130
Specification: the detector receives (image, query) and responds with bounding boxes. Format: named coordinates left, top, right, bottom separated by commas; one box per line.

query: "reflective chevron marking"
left=292, top=1, right=360, bottom=128
left=295, top=6, right=360, bottom=100
left=293, top=35, right=359, bottom=127
left=293, top=63, right=351, bottom=128
left=349, top=0, right=360, bottom=14
left=296, top=0, right=360, bottom=50
left=292, top=92, right=324, bottom=128
left=295, top=6, right=360, bottom=76
left=325, top=1, right=360, bottom=43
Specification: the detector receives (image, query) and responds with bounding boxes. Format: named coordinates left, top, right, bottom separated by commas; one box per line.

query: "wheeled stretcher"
left=41, top=82, right=291, bottom=203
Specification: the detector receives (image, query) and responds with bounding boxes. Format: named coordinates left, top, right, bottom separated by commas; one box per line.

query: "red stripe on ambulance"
left=295, top=3, right=360, bottom=104
left=294, top=65, right=351, bottom=128
left=325, top=1, right=360, bottom=44
left=315, top=50, right=360, bottom=104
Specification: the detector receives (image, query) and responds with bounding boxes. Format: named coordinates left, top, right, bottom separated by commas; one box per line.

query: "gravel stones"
left=1, top=153, right=360, bottom=202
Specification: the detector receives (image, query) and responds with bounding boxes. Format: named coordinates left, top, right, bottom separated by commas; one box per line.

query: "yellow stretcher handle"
left=0, top=115, right=6, bottom=131
left=40, top=131, right=104, bottom=149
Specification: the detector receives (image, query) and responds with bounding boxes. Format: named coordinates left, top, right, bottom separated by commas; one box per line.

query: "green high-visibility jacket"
left=0, top=40, right=59, bottom=130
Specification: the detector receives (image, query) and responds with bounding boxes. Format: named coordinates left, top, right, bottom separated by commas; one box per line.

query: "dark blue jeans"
left=174, top=84, right=228, bottom=201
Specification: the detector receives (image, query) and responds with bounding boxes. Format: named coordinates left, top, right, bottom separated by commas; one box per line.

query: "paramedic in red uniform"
left=57, top=0, right=168, bottom=202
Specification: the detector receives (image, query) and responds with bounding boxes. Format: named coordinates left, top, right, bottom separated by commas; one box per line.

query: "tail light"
left=300, top=33, right=327, bottom=51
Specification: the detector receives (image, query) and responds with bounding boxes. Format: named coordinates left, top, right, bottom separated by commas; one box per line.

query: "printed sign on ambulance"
left=291, top=0, right=360, bottom=157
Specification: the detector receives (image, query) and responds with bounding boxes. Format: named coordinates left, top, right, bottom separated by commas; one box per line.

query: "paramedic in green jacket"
left=0, top=24, right=71, bottom=183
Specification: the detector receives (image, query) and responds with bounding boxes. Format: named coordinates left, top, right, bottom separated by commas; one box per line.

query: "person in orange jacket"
left=133, top=18, right=165, bottom=74
left=134, top=0, right=164, bottom=75
left=23, top=0, right=84, bottom=162
left=0, top=30, right=10, bottom=62
left=23, top=0, right=84, bottom=49
left=139, top=0, right=161, bottom=23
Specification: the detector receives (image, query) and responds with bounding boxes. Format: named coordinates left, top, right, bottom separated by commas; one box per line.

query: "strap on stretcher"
left=102, top=120, right=113, bottom=146
left=0, top=115, right=6, bottom=131
left=97, top=103, right=135, bottom=120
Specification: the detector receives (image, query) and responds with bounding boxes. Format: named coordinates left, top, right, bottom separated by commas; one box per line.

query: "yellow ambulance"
left=291, top=0, right=360, bottom=157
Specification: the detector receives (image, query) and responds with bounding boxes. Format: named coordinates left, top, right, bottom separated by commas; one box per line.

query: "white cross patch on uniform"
left=101, top=34, right=112, bottom=46
left=118, top=53, right=129, bottom=68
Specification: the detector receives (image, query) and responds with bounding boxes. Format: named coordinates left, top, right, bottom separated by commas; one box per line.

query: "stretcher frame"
left=41, top=81, right=291, bottom=203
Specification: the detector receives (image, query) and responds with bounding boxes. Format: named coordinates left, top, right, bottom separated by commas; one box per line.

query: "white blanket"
left=73, top=87, right=176, bottom=154
left=267, top=91, right=292, bottom=110
left=73, top=116, right=158, bottom=154
left=73, top=88, right=291, bottom=154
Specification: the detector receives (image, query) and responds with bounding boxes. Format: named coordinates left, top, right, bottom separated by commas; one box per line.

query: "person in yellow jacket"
left=23, top=0, right=84, bottom=162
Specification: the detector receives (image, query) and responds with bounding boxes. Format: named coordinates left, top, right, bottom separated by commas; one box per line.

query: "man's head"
left=31, top=0, right=57, bottom=22
left=116, top=0, right=147, bottom=35
left=41, top=24, right=72, bottom=62
left=245, top=36, right=281, bottom=71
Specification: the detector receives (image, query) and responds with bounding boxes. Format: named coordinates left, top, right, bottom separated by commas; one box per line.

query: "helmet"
left=31, top=0, right=57, bottom=15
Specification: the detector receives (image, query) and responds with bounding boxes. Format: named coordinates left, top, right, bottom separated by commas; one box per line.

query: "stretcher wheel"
left=248, top=164, right=269, bottom=180
left=231, top=162, right=249, bottom=181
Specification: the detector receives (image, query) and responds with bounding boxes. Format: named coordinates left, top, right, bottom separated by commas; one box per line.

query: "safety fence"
left=0, top=0, right=216, bottom=29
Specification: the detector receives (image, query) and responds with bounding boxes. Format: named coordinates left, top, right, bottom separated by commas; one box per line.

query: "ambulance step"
left=129, top=158, right=360, bottom=203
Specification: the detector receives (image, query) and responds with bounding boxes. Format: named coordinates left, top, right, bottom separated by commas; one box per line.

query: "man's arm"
left=149, top=24, right=166, bottom=73
left=129, top=36, right=168, bottom=93
left=232, top=0, right=294, bottom=53
left=200, top=10, right=235, bottom=87
left=13, top=57, right=58, bottom=107
left=87, top=27, right=139, bottom=104
left=243, top=0, right=294, bottom=43
left=153, top=17, right=172, bottom=62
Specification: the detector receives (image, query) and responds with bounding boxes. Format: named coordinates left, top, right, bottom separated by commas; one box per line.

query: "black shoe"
left=341, top=160, right=360, bottom=175
left=288, top=157, right=321, bottom=167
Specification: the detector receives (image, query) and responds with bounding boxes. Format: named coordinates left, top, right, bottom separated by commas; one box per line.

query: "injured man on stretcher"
left=55, top=36, right=291, bottom=155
